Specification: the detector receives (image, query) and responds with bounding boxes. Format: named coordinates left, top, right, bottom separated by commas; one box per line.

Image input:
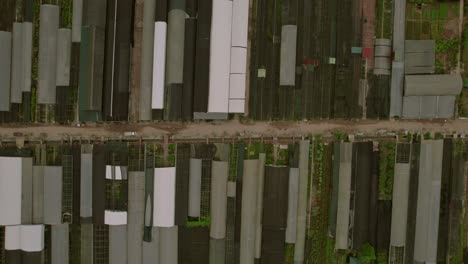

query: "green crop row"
left=378, top=142, right=395, bottom=200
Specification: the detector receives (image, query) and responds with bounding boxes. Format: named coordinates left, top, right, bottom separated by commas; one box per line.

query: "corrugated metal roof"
left=280, top=25, right=298, bottom=86
left=437, top=96, right=456, bottom=118
left=335, top=143, right=352, bottom=250
left=390, top=62, right=404, bottom=117
left=392, top=0, right=406, bottom=61
left=375, top=38, right=391, bottom=46
left=72, top=0, right=83, bottom=42
left=10, top=23, right=23, bottom=104
left=405, top=74, right=463, bottom=96
left=405, top=40, right=435, bottom=53
left=22, top=22, right=33, bottom=93
left=37, top=4, right=59, bottom=105
left=56, top=28, right=72, bottom=86
left=420, top=96, right=437, bottom=118
left=43, top=166, right=63, bottom=224
left=51, top=224, right=69, bottom=264
left=405, top=53, right=435, bottom=74
left=193, top=112, right=228, bottom=120
left=414, top=140, right=443, bottom=263
left=390, top=163, right=410, bottom=246
left=375, top=45, right=391, bottom=57
left=405, top=40, right=435, bottom=74
left=402, top=95, right=456, bottom=119
left=109, top=225, right=127, bottom=264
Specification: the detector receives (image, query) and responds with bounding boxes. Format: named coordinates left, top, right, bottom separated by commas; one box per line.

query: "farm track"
left=0, top=119, right=466, bottom=142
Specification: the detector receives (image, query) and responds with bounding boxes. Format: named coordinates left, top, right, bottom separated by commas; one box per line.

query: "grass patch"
left=376, top=250, right=389, bottom=264
left=325, top=238, right=348, bottom=264
left=458, top=89, right=468, bottom=117
left=439, top=3, right=448, bottom=19
left=187, top=217, right=211, bottom=228
left=284, top=244, right=295, bottom=264
left=264, top=143, right=289, bottom=166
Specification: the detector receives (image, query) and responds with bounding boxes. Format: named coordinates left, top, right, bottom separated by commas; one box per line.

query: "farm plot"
left=406, top=1, right=461, bottom=73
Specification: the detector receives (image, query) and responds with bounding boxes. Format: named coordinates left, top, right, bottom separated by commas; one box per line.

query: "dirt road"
left=0, top=119, right=466, bottom=142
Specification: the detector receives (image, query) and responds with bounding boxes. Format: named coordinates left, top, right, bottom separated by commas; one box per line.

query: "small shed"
left=351, top=47, right=363, bottom=54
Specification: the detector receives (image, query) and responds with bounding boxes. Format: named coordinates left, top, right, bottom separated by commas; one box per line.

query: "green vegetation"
left=358, top=243, right=376, bottom=264
left=284, top=244, right=295, bottom=264
left=454, top=139, right=466, bottom=156
left=228, top=143, right=239, bottom=181
left=423, top=131, right=432, bottom=140
left=59, top=0, right=73, bottom=28
left=246, top=142, right=264, bottom=160
left=434, top=132, right=444, bottom=139
left=324, top=238, right=347, bottom=264
left=458, top=89, right=468, bottom=117
left=435, top=37, right=460, bottom=69
left=406, top=2, right=461, bottom=73
left=144, top=143, right=176, bottom=167
left=448, top=139, right=466, bottom=263
left=435, top=59, right=445, bottom=73
left=439, top=2, right=448, bottom=19
left=409, top=0, right=434, bottom=3
left=307, top=139, right=334, bottom=263
left=430, top=10, right=459, bottom=72
left=31, top=0, right=40, bottom=122
left=376, top=251, right=389, bottom=264
left=378, top=142, right=395, bottom=200
left=46, top=144, right=61, bottom=165
left=187, top=217, right=211, bottom=228
left=334, top=131, right=345, bottom=141
left=264, top=143, right=289, bottom=166
left=448, top=221, right=464, bottom=264
left=376, top=0, right=393, bottom=39
left=164, top=144, right=176, bottom=166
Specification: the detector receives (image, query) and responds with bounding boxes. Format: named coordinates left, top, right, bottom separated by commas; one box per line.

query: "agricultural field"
left=376, top=0, right=394, bottom=39
left=406, top=1, right=461, bottom=73
left=378, top=142, right=395, bottom=201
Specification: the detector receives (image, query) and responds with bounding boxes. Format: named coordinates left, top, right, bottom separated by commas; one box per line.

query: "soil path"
left=0, top=119, right=466, bottom=142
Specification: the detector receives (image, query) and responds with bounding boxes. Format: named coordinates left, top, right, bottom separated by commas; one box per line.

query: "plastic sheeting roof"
left=0, top=157, right=25, bottom=225
left=6, top=225, right=45, bottom=252
left=279, top=25, right=297, bottom=86
left=152, top=22, right=167, bottom=109
left=390, top=61, right=404, bottom=117
left=208, top=0, right=232, bottom=113
left=0, top=31, right=12, bottom=111
left=153, top=167, right=176, bottom=227
left=106, top=165, right=128, bottom=180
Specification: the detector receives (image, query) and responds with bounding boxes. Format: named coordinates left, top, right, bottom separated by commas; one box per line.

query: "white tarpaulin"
left=105, top=210, right=128, bottom=225
left=6, top=225, right=45, bottom=252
